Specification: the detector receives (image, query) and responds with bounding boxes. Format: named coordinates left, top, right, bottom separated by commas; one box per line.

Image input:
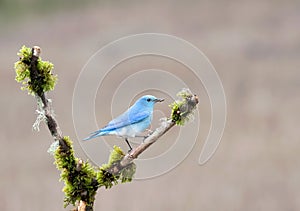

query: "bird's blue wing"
left=102, top=110, right=150, bottom=132
left=83, top=110, right=150, bottom=140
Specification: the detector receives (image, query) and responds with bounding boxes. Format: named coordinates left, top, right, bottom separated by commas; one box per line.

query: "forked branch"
left=14, top=45, right=199, bottom=211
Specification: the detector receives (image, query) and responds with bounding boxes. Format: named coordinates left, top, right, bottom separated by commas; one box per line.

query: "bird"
left=83, top=95, right=164, bottom=151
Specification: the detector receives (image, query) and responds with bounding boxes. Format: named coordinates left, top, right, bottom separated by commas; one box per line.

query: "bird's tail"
left=82, top=130, right=107, bottom=141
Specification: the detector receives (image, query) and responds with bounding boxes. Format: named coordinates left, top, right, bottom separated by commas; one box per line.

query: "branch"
left=15, top=46, right=96, bottom=210
left=14, top=45, right=199, bottom=210
left=30, top=49, right=95, bottom=210
left=30, top=47, right=66, bottom=148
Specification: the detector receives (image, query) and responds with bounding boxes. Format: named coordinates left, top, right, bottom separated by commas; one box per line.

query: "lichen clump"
left=14, top=45, right=57, bottom=95
left=170, top=88, right=199, bottom=125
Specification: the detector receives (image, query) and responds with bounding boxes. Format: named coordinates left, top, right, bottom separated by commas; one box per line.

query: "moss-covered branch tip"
left=170, top=88, right=199, bottom=125
left=14, top=45, right=57, bottom=95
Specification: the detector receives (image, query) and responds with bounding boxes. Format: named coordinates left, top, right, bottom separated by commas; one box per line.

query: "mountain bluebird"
left=83, top=95, right=164, bottom=151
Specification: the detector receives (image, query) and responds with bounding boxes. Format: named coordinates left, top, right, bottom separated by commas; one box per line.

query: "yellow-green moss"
left=14, top=45, right=57, bottom=95
left=54, top=136, right=98, bottom=208
left=170, top=88, right=198, bottom=125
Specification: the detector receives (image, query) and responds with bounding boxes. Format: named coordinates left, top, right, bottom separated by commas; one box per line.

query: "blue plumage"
left=83, top=95, right=164, bottom=150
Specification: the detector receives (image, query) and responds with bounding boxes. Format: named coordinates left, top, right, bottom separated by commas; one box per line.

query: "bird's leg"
left=125, top=138, right=133, bottom=152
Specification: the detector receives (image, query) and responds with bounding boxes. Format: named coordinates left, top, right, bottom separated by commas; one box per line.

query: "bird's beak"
left=154, top=98, right=164, bottom=103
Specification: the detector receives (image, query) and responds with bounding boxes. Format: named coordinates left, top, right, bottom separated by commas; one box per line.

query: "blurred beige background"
left=1, top=0, right=300, bottom=210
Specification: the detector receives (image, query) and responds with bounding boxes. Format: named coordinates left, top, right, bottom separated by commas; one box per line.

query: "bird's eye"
left=147, top=98, right=151, bottom=102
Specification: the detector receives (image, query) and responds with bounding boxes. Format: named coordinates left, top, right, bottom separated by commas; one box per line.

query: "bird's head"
left=135, top=95, right=164, bottom=108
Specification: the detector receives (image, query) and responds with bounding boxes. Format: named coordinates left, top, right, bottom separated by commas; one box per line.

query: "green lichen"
left=54, top=136, right=98, bottom=208
left=170, top=88, right=198, bottom=125
left=98, top=146, right=136, bottom=188
left=14, top=45, right=57, bottom=95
